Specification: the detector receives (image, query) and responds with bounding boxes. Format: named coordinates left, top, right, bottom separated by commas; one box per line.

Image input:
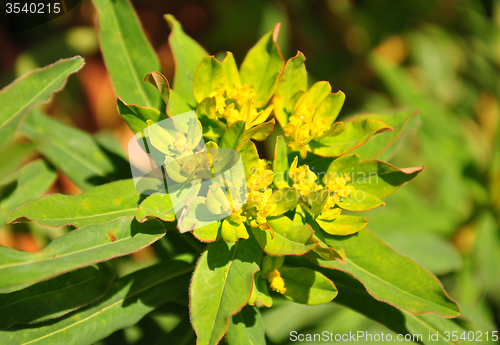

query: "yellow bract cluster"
left=244, top=159, right=276, bottom=227
left=267, top=268, right=286, bottom=294
left=284, top=103, right=330, bottom=144
left=209, top=84, right=273, bottom=129
left=288, top=157, right=355, bottom=219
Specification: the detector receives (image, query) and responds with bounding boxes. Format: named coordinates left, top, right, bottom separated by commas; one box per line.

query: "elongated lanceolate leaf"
left=0, top=264, right=114, bottom=330
left=310, top=229, right=460, bottom=317
left=0, top=56, right=84, bottom=148
left=0, top=259, right=193, bottom=345
left=20, top=109, right=128, bottom=191
left=166, top=15, right=209, bottom=108
left=1, top=160, right=56, bottom=226
left=117, top=99, right=166, bottom=134
left=8, top=179, right=142, bottom=228
left=190, top=236, right=262, bottom=345
left=0, top=217, right=165, bottom=293
left=92, top=0, right=160, bottom=107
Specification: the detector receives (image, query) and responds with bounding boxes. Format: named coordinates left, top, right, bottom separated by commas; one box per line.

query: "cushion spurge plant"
left=0, top=1, right=463, bottom=344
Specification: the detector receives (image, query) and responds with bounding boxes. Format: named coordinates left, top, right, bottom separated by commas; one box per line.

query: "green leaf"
left=92, top=0, right=160, bottom=107
left=309, top=118, right=393, bottom=157
left=349, top=160, right=424, bottom=199
left=238, top=140, right=260, bottom=180
left=8, top=179, right=142, bottom=228
left=20, top=109, right=128, bottom=191
left=269, top=188, right=299, bottom=216
left=192, top=221, right=222, bottom=243
left=314, top=91, right=346, bottom=129
left=227, top=305, right=266, bottom=345
left=272, top=135, right=289, bottom=189
left=0, top=143, right=35, bottom=182
left=311, top=228, right=461, bottom=317
left=327, top=153, right=360, bottom=173
left=144, top=71, right=171, bottom=106
left=167, top=89, right=193, bottom=116
left=252, top=216, right=318, bottom=256
left=288, top=255, right=469, bottom=345
left=117, top=99, right=166, bottom=134
left=222, top=52, right=241, bottom=91
left=190, top=236, right=262, bottom=345
left=273, top=51, right=307, bottom=127
left=337, top=191, right=385, bottom=211
left=244, top=119, right=275, bottom=141
left=248, top=272, right=272, bottom=307
left=240, top=25, right=284, bottom=108
left=0, top=56, right=84, bottom=148
left=1, top=160, right=57, bottom=226
left=193, top=56, right=224, bottom=103
left=219, top=121, right=246, bottom=149
left=221, top=220, right=249, bottom=243
left=351, top=110, right=418, bottom=160
left=280, top=267, right=338, bottom=305
left=306, top=189, right=330, bottom=216
left=178, top=196, right=221, bottom=234
left=295, top=81, right=332, bottom=112
left=165, top=14, right=209, bottom=107
left=0, top=264, right=114, bottom=330
left=0, top=217, right=165, bottom=293
left=135, top=193, right=175, bottom=223
left=316, top=215, right=368, bottom=236
left=0, top=258, right=193, bottom=345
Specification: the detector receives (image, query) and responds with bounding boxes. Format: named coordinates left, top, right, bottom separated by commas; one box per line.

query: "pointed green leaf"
left=144, top=71, right=171, bottom=106
left=135, top=193, right=175, bottom=223
left=0, top=56, right=84, bottom=148
left=316, top=215, right=368, bottom=236
left=0, top=143, right=35, bottom=182
left=190, top=236, right=262, bottom=345
left=0, top=264, right=114, bottom=330
left=307, top=188, right=330, bottom=216
left=272, top=136, right=289, bottom=190
left=0, top=259, right=193, bottom=345
left=289, top=255, right=469, bottom=345
left=193, top=56, right=224, bottom=103
left=92, top=0, right=160, bottom=107
left=0, top=217, right=165, bottom=293
left=165, top=14, right=209, bottom=107
left=20, top=109, right=128, bottom=191
left=227, top=305, right=266, bottom=345
left=311, top=229, right=461, bottom=317
left=252, top=216, right=318, bottom=256
left=308, top=118, right=393, bottom=157
left=222, top=52, right=241, bottom=91
left=336, top=191, right=385, bottom=211
left=1, top=160, right=56, bottom=226
left=273, top=51, right=307, bottom=127
left=240, top=25, right=284, bottom=107
left=280, top=267, right=338, bottom=305
left=350, top=160, right=424, bottom=199
left=167, top=89, right=193, bottom=116
left=351, top=110, right=419, bottom=160
left=221, top=220, right=249, bottom=243
left=192, top=221, right=222, bottom=242
left=327, top=153, right=360, bottom=173
left=269, top=188, right=299, bottom=216
left=314, top=91, right=346, bottom=128
left=248, top=272, right=272, bottom=307
left=295, top=81, right=331, bottom=112
left=244, top=119, right=275, bottom=141
left=8, top=179, right=142, bottom=228
left=118, top=99, right=166, bottom=134
left=237, top=140, right=260, bottom=180
left=219, top=121, right=246, bottom=150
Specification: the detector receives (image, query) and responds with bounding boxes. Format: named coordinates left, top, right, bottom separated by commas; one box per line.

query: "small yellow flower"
left=247, top=159, right=274, bottom=191
left=323, top=172, right=355, bottom=199
left=267, top=268, right=286, bottom=294
left=284, top=103, right=330, bottom=144
left=247, top=188, right=276, bottom=227
left=169, top=132, right=188, bottom=154
left=288, top=157, right=317, bottom=197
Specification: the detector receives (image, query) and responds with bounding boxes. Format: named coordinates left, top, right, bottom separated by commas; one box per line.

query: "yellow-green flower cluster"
left=209, top=84, right=274, bottom=129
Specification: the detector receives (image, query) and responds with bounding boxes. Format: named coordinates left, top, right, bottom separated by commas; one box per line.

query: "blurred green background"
left=1, top=0, right=499, bottom=343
